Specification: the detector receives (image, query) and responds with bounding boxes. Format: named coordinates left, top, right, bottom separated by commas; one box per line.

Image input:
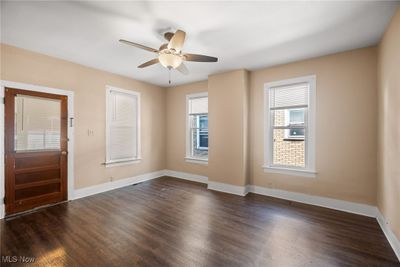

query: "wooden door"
left=4, top=88, right=68, bottom=215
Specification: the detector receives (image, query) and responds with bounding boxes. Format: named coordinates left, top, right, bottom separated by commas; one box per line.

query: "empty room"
left=0, top=1, right=399, bottom=266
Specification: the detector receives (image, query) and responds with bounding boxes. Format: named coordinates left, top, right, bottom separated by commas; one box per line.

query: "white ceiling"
left=1, top=1, right=398, bottom=87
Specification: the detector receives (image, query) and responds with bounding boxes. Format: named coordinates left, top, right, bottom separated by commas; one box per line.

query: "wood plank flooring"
left=1, top=177, right=399, bottom=266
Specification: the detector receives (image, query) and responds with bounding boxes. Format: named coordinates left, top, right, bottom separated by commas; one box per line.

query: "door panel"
left=5, top=88, right=68, bottom=215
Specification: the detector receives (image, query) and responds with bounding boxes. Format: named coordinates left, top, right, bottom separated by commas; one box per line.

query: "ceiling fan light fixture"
left=158, top=53, right=182, bottom=69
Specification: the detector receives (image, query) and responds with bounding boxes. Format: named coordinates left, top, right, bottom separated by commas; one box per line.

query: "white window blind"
left=106, top=87, right=140, bottom=164
left=189, top=97, right=208, bottom=115
left=269, top=82, right=309, bottom=110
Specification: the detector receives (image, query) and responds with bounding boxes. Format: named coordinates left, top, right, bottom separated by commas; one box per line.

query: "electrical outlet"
left=87, top=129, right=94, bottom=136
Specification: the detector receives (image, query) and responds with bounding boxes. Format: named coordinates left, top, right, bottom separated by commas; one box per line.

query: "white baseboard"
left=203, top=181, right=378, bottom=218
left=73, top=170, right=165, bottom=200
left=247, top=185, right=379, bottom=218
left=377, top=211, right=400, bottom=261
left=163, top=169, right=208, bottom=184
left=207, top=181, right=248, bottom=196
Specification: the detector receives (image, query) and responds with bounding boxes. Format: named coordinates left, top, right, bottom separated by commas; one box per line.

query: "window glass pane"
left=198, top=132, right=208, bottom=148
left=190, top=128, right=208, bottom=159
left=273, top=108, right=305, bottom=127
left=199, top=115, right=208, bottom=129
left=189, top=115, right=197, bottom=128
left=288, top=128, right=305, bottom=137
left=273, top=129, right=305, bottom=167
left=273, top=109, right=286, bottom=127
left=15, top=95, right=61, bottom=151
left=289, top=110, right=304, bottom=124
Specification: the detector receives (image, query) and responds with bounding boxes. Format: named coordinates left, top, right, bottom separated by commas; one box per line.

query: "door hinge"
left=3, top=197, right=6, bottom=205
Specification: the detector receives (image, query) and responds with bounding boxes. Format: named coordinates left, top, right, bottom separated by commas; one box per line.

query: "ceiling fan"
left=119, top=30, right=218, bottom=75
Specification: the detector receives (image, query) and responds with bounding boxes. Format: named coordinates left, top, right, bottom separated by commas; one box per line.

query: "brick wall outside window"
left=272, top=111, right=305, bottom=167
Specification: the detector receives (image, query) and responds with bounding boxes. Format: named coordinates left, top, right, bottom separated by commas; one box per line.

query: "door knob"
left=61, top=151, right=67, bottom=155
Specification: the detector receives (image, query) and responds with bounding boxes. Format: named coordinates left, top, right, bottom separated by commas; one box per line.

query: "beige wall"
left=1, top=44, right=166, bottom=189
left=166, top=81, right=208, bottom=176
left=377, top=10, right=400, bottom=240
left=250, top=47, right=378, bottom=205
left=0, top=42, right=383, bottom=208
left=166, top=47, right=378, bottom=205
left=208, top=70, right=250, bottom=186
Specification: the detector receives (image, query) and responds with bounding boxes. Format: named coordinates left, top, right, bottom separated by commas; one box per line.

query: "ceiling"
left=1, top=1, right=398, bottom=87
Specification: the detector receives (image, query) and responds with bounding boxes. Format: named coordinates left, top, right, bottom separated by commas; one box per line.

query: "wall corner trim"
left=164, top=169, right=208, bottom=184
left=377, top=211, right=400, bottom=261
left=207, top=181, right=248, bottom=196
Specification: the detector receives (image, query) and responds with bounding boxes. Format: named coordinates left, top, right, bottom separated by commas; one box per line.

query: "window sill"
left=263, top=165, right=316, bottom=178
left=185, top=157, right=208, bottom=165
left=103, top=158, right=142, bottom=168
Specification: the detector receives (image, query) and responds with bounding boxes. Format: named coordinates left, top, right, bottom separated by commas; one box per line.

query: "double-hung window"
left=264, top=75, right=316, bottom=177
left=186, top=92, right=208, bottom=164
left=106, top=86, right=141, bottom=166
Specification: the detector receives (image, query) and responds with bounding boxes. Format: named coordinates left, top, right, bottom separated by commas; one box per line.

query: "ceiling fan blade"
left=164, top=32, right=174, bottom=41
left=168, top=30, right=186, bottom=52
left=119, top=39, right=158, bottom=53
left=176, top=63, right=189, bottom=75
left=183, top=53, right=218, bottom=62
left=138, top=58, right=159, bottom=68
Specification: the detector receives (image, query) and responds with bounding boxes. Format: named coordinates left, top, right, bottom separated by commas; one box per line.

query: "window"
left=15, top=95, right=61, bottom=151
left=106, top=86, right=140, bottom=166
left=186, top=92, right=208, bottom=164
left=264, top=75, right=316, bottom=177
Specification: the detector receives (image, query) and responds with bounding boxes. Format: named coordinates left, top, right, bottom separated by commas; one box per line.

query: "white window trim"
left=184, top=157, right=209, bottom=165
left=105, top=86, right=141, bottom=167
left=186, top=92, right=208, bottom=165
left=263, top=75, right=316, bottom=177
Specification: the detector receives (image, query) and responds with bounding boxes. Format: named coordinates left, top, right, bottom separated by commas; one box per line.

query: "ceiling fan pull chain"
left=168, top=68, right=172, bottom=85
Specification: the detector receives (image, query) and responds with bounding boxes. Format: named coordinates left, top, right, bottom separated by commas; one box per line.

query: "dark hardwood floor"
left=1, top=177, right=399, bottom=266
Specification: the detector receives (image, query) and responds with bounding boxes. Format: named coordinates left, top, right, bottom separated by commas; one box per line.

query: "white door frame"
left=0, top=80, right=75, bottom=219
